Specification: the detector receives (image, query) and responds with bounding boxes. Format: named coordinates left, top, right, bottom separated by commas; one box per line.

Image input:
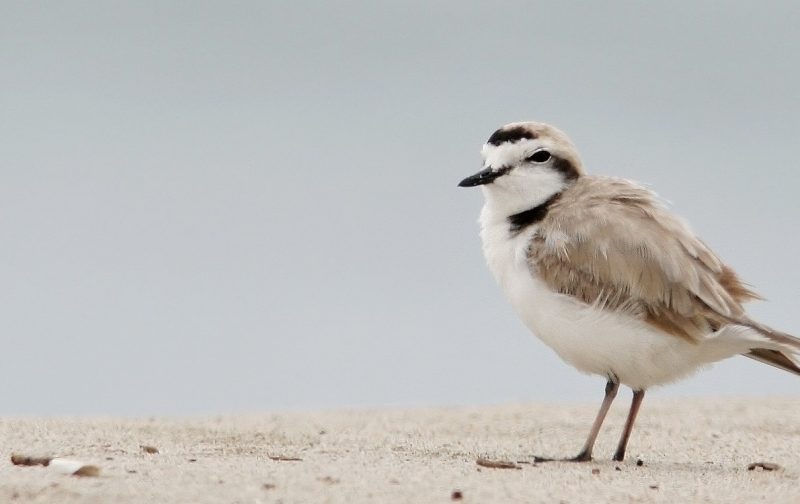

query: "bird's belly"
left=485, top=234, right=703, bottom=389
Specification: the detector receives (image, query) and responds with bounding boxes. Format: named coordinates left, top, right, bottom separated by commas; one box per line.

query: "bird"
left=458, top=121, right=800, bottom=462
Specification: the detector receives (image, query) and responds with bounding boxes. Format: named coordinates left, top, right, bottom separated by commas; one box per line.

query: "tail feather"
left=744, top=348, right=800, bottom=376
left=736, top=317, right=800, bottom=376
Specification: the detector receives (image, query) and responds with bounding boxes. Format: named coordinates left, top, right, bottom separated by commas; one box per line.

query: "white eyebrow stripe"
left=481, top=139, right=539, bottom=169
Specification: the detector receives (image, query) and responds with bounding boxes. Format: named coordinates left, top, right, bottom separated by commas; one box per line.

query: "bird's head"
left=459, top=122, right=584, bottom=216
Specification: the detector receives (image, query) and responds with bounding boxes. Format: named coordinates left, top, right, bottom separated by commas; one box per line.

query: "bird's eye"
left=527, top=150, right=551, bottom=163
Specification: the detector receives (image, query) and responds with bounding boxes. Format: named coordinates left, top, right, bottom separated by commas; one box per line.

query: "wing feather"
left=528, top=177, right=760, bottom=341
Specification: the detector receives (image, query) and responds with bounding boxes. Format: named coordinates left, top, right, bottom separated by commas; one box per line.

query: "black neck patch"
left=508, top=193, right=562, bottom=235
left=552, top=156, right=580, bottom=181
left=487, top=126, right=537, bottom=146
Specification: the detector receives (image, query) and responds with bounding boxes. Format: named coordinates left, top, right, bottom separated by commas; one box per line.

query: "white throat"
left=479, top=167, right=568, bottom=225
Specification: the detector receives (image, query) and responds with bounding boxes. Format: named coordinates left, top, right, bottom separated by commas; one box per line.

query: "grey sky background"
left=2, top=1, right=798, bottom=416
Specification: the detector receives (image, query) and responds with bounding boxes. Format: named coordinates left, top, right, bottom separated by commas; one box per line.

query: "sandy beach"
left=2, top=397, right=799, bottom=503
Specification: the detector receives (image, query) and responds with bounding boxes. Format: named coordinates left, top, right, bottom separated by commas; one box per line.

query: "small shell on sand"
left=747, top=462, right=782, bottom=472
left=49, top=458, right=101, bottom=477
left=475, top=458, right=521, bottom=469
left=11, top=453, right=100, bottom=477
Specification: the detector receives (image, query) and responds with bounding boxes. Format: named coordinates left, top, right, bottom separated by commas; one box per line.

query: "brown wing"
left=528, top=177, right=760, bottom=342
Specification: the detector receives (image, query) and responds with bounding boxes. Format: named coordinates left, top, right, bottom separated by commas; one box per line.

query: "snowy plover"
left=459, top=121, right=800, bottom=462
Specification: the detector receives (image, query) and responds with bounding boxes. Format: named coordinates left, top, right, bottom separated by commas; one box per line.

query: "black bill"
left=457, top=167, right=509, bottom=187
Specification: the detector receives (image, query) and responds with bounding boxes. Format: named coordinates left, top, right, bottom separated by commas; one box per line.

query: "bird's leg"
left=535, top=380, right=619, bottom=463
left=612, top=389, right=645, bottom=462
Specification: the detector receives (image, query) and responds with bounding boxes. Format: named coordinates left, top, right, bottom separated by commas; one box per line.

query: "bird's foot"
left=533, top=450, right=592, bottom=463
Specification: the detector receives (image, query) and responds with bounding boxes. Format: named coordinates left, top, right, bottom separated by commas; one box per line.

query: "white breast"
left=478, top=206, right=754, bottom=390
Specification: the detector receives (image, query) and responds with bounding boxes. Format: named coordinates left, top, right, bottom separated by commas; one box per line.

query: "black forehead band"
left=486, top=126, right=537, bottom=146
